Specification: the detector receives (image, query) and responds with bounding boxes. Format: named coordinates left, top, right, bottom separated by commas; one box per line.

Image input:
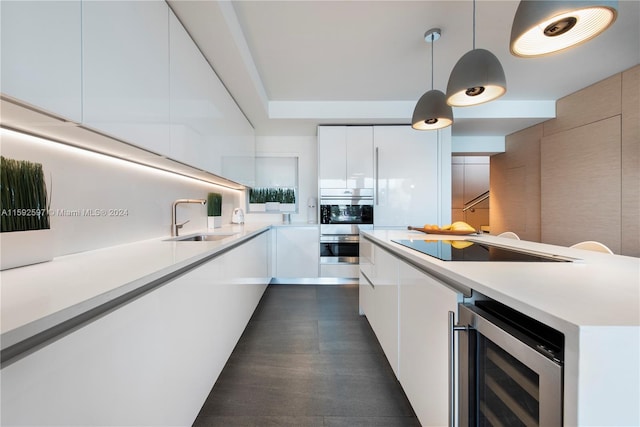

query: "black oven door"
left=320, top=235, right=359, bottom=265
left=320, top=203, right=373, bottom=225
left=320, top=204, right=373, bottom=234
left=319, top=188, right=374, bottom=235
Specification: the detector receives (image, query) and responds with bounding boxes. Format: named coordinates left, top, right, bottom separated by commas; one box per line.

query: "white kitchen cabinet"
left=169, top=10, right=255, bottom=182
left=0, top=232, right=269, bottom=426
left=82, top=0, right=171, bottom=155
left=359, top=236, right=462, bottom=423
left=169, top=10, right=213, bottom=172
left=346, top=126, right=374, bottom=188
left=318, top=126, right=374, bottom=189
left=320, top=263, right=359, bottom=279
left=0, top=1, right=82, bottom=122
left=398, top=259, right=462, bottom=427
left=358, top=236, right=374, bottom=315
left=214, top=100, right=255, bottom=187
left=275, top=226, right=319, bottom=278
left=360, top=240, right=400, bottom=376
left=374, top=125, right=451, bottom=227
left=318, top=126, right=346, bottom=188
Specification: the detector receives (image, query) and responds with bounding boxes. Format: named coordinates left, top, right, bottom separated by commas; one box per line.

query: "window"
left=247, top=156, right=298, bottom=213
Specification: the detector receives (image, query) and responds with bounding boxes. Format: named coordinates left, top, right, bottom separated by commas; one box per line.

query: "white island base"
left=359, top=229, right=640, bottom=427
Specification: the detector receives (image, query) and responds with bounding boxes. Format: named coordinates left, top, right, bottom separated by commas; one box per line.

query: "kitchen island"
left=360, top=229, right=640, bottom=427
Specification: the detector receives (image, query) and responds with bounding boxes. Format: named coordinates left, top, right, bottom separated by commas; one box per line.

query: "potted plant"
left=249, top=187, right=266, bottom=212
left=265, top=188, right=280, bottom=212
left=0, top=156, right=53, bottom=270
left=279, top=188, right=296, bottom=212
left=207, top=192, right=222, bottom=229
left=249, top=187, right=297, bottom=213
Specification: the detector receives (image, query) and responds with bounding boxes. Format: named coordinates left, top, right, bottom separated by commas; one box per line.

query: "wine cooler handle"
left=448, top=310, right=467, bottom=427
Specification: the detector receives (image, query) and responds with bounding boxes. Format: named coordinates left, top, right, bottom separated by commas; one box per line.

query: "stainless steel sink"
left=165, top=232, right=239, bottom=242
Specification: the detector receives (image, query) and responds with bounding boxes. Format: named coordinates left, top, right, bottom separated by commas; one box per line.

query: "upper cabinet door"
left=346, top=126, right=374, bottom=189
left=318, top=126, right=348, bottom=188
left=169, top=10, right=217, bottom=173
left=318, top=126, right=373, bottom=189
left=169, top=11, right=254, bottom=183
left=1, top=1, right=82, bottom=122
left=82, top=0, right=170, bottom=155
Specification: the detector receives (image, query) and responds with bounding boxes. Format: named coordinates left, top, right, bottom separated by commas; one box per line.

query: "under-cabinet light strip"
left=0, top=126, right=244, bottom=191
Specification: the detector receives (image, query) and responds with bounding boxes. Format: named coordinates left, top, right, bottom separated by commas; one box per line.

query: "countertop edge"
left=360, top=229, right=640, bottom=334
left=361, top=233, right=474, bottom=297
left=0, top=225, right=272, bottom=354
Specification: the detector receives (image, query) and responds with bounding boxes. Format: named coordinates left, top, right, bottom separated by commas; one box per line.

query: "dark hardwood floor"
left=192, top=284, right=420, bottom=427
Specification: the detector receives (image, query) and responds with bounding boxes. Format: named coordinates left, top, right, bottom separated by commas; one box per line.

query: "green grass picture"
left=1, top=156, right=50, bottom=232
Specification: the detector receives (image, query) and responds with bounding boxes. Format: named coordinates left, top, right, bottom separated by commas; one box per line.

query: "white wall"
left=0, top=129, right=243, bottom=256
left=245, top=135, right=318, bottom=224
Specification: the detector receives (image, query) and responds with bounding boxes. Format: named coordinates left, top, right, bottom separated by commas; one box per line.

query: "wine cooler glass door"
left=458, top=303, right=563, bottom=427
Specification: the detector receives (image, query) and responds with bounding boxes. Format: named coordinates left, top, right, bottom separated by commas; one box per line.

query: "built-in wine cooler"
left=452, top=300, right=564, bottom=427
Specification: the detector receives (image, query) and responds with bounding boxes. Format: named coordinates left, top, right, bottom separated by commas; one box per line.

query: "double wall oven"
left=319, top=188, right=373, bottom=266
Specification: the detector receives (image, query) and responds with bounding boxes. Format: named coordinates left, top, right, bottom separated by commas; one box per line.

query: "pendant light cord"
left=472, top=0, right=476, bottom=50
left=430, top=33, right=434, bottom=90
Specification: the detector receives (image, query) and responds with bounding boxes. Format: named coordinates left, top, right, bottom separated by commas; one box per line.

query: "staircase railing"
left=462, top=191, right=489, bottom=212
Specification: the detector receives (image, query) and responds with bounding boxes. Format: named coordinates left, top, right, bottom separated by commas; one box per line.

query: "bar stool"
left=497, top=231, right=520, bottom=240
left=570, top=241, right=613, bottom=254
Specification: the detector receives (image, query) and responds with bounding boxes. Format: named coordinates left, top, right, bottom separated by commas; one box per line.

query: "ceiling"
left=168, top=0, right=640, bottom=139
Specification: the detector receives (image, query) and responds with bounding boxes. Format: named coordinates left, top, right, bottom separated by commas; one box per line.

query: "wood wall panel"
left=621, top=66, right=640, bottom=257
left=543, top=73, right=621, bottom=136
left=464, top=163, right=490, bottom=204
left=492, top=65, right=639, bottom=256
left=541, top=117, right=621, bottom=252
left=490, top=124, right=542, bottom=241
left=465, top=208, right=489, bottom=231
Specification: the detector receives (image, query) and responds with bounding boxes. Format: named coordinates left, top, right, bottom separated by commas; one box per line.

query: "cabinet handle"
left=375, top=147, right=379, bottom=206
left=360, top=270, right=375, bottom=289
left=448, top=310, right=467, bottom=427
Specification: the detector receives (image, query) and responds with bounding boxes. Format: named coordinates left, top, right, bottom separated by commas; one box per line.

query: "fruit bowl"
left=408, top=227, right=477, bottom=235
left=408, top=221, right=477, bottom=235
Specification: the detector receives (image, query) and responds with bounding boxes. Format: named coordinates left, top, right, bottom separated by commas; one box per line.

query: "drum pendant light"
left=510, top=1, right=618, bottom=57
left=412, top=29, right=453, bottom=131
left=446, top=0, right=506, bottom=107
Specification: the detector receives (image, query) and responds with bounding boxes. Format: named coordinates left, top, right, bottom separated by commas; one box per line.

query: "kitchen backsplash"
left=0, top=129, right=242, bottom=257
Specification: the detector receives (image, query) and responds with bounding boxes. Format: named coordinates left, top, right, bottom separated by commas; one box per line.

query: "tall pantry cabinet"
left=318, top=125, right=451, bottom=228
left=374, top=125, right=451, bottom=227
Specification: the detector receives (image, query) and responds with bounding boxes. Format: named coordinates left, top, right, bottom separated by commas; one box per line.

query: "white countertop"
left=0, top=224, right=271, bottom=350
left=362, top=229, right=640, bottom=333
left=270, top=222, right=319, bottom=228
left=3, top=226, right=638, bottom=353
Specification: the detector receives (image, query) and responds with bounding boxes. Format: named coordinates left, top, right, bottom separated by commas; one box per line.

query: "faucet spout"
left=172, top=198, right=206, bottom=236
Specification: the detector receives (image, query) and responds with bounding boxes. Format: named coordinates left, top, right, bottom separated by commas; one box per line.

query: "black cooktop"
left=392, top=239, right=572, bottom=262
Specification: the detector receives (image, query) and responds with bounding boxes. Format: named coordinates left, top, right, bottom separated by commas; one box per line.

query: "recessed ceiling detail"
left=168, top=0, right=639, bottom=136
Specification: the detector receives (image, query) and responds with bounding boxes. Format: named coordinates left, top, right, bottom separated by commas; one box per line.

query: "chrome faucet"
left=172, top=198, right=206, bottom=236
